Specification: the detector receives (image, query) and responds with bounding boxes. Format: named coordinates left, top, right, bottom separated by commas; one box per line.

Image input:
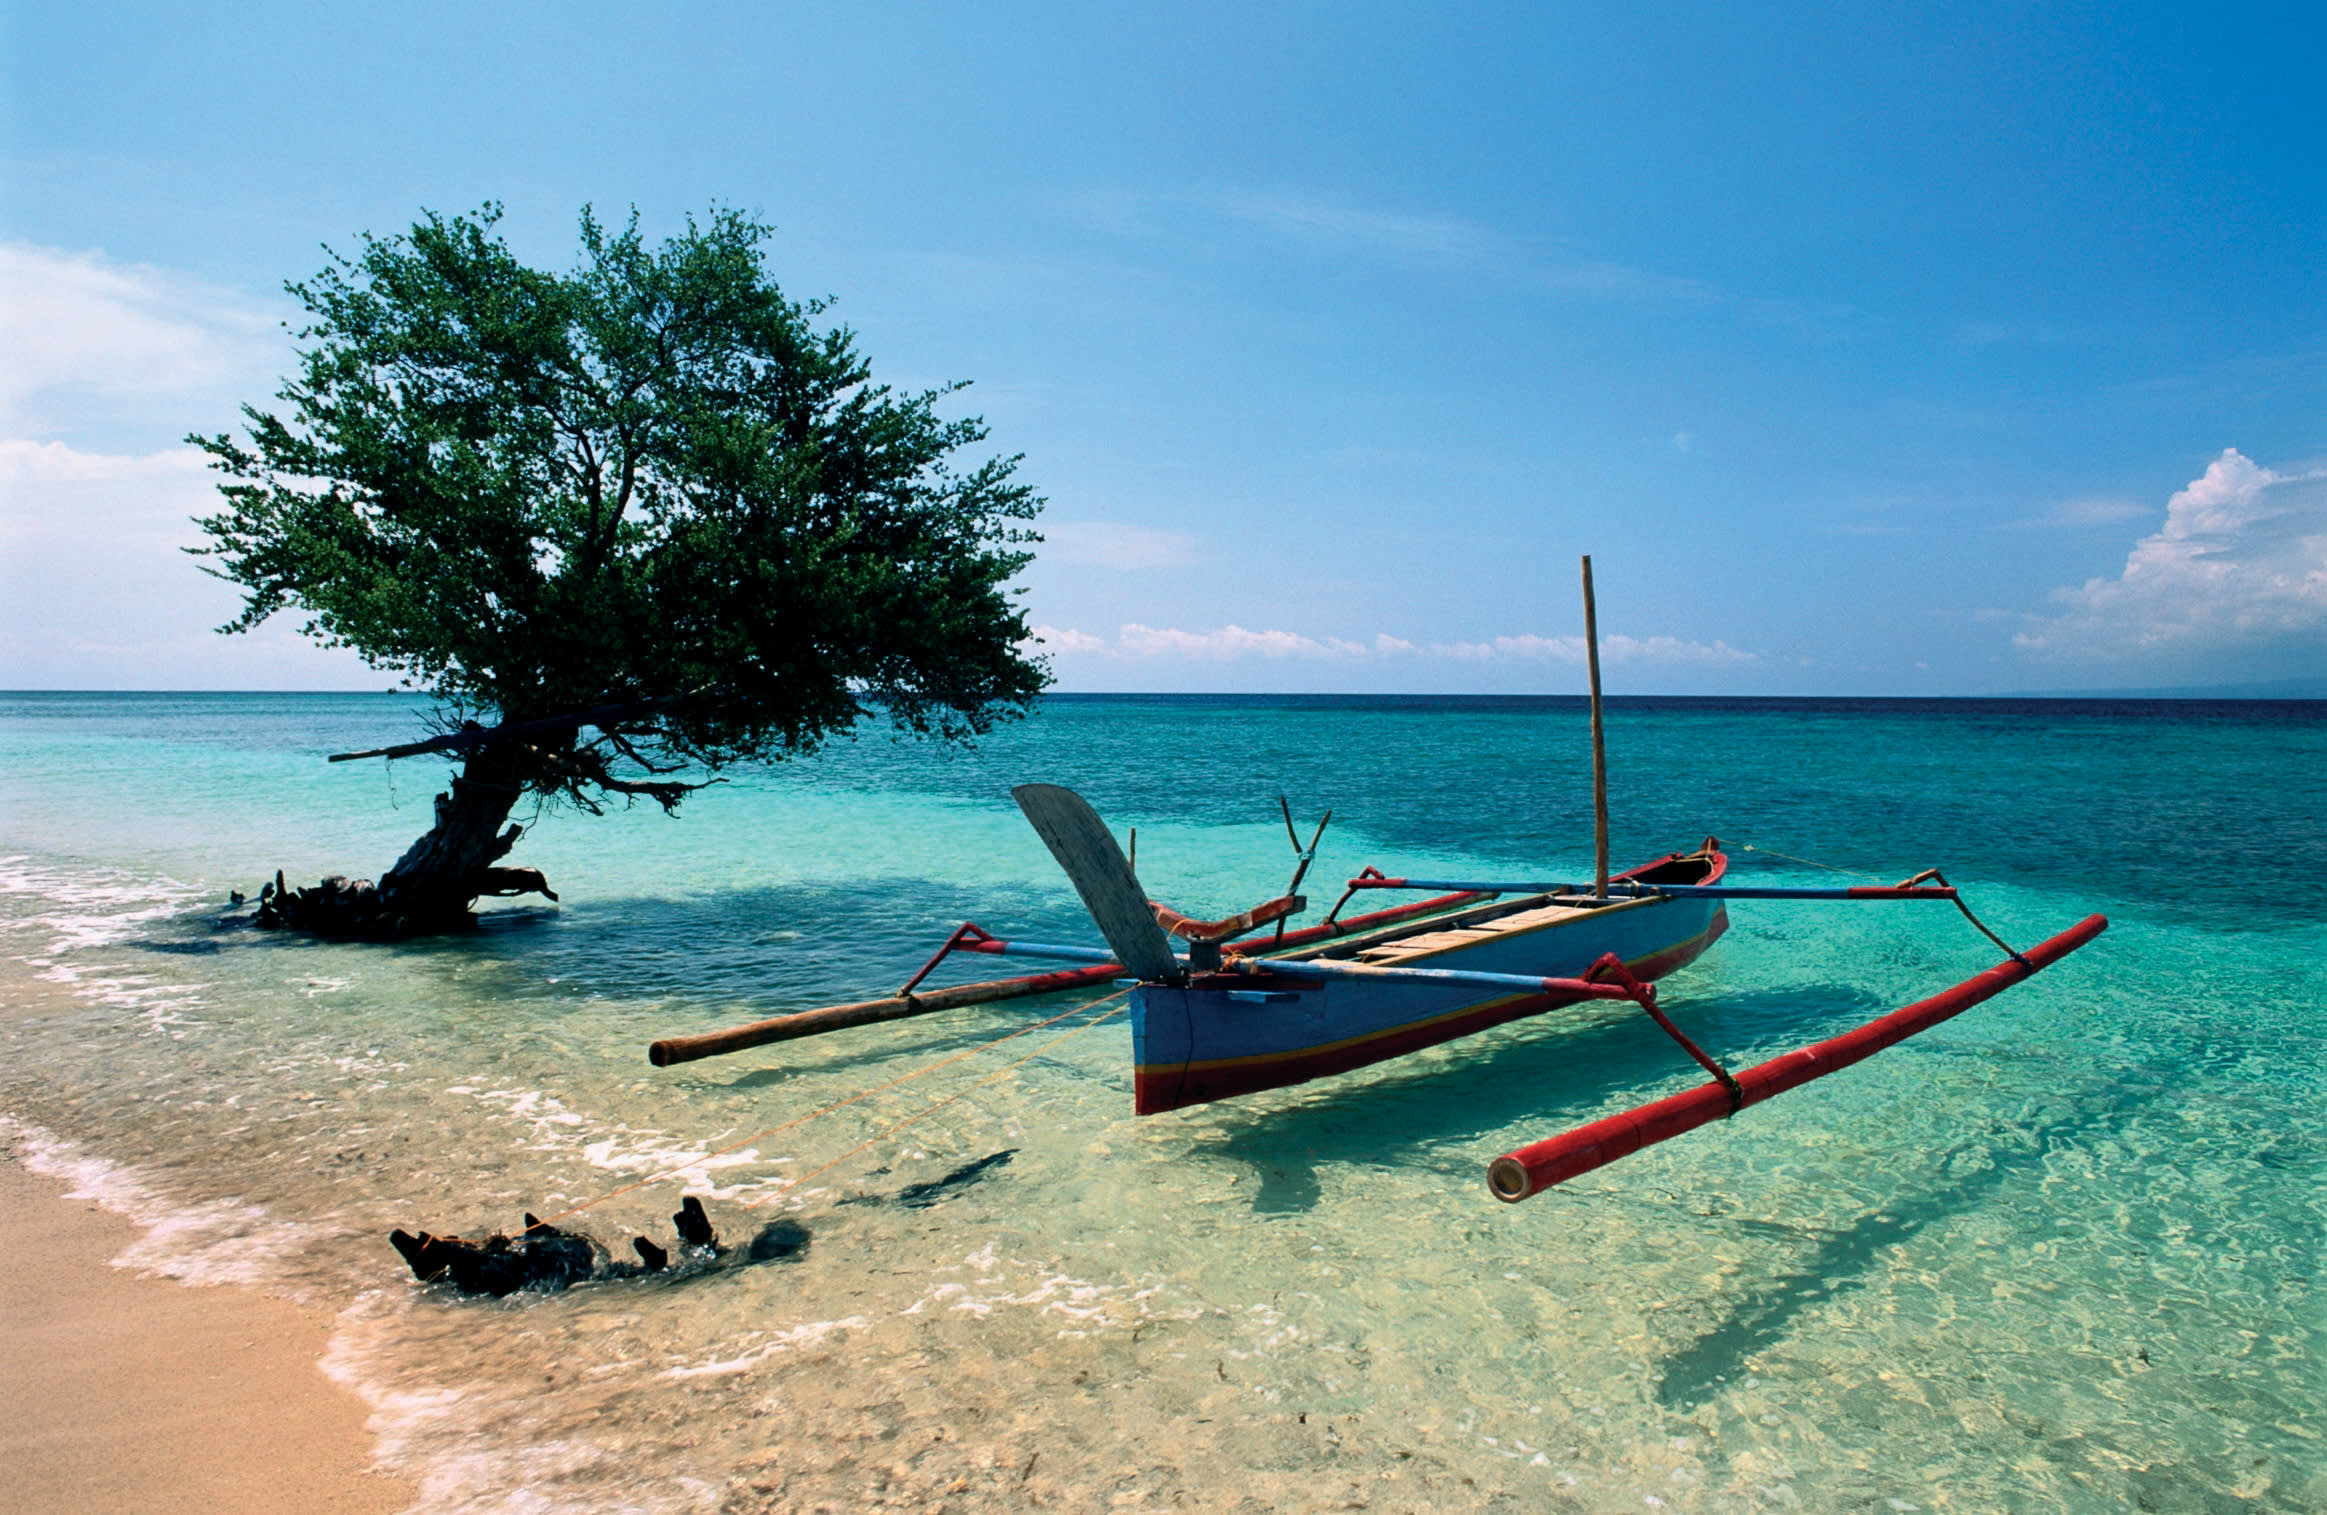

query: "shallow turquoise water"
left=0, top=692, right=2319, bottom=1512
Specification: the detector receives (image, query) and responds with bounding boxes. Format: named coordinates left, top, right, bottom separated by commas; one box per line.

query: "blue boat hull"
left=1131, top=887, right=1727, bottom=1114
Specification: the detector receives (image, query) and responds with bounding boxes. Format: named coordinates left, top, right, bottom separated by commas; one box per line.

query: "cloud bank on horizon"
left=2015, top=449, right=2327, bottom=670
left=1032, top=622, right=1755, bottom=668
left=0, top=242, right=371, bottom=688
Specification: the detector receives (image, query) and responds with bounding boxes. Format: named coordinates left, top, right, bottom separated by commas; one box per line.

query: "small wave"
left=321, top=1289, right=683, bottom=1515
left=0, top=1113, right=325, bottom=1291
left=656, top=1315, right=871, bottom=1380
left=0, top=857, right=208, bottom=959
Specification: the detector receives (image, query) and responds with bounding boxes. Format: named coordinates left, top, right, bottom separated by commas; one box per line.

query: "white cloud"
left=1036, top=624, right=1753, bottom=668
left=0, top=245, right=364, bottom=689
left=0, top=438, right=209, bottom=485
left=0, top=242, right=286, bottom=436
left=1038, top=520, right=1198, bottom=571
left=1429, top=632, right=1752, bottom=665
left=0, top=439, right=372, bottom=688
left=2016, top=448, right=2327, bottom=661
left=1028, top=624, right=1107, bottom=653
left=1436, top=633, right=1582, bottom=661
left=1116, top=623, right=1371, bottom=660
left=0, top=440, right=214, bottom=565
left=1605, top=634, right=1757, bottom=665
left=2007, top=495, right=2153, bottom=530
left=1195, top=190, right=1499, bottom=261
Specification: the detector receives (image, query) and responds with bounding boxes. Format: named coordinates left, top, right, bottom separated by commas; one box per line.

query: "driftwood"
left=388, top=1151, right=1016, bottom=1297
left=389, top=1196, right=809, bottom=1297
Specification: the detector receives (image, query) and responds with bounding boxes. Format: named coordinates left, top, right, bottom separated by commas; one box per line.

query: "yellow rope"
left=527, top=985, right=1130, bottom=1229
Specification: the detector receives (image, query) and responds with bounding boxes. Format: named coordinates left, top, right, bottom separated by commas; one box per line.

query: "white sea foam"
left=320, top=1290, right=695, bottom=1515
left=0, top=1112, right=319, bottom=1289
left=4, top=1107, right=728, bottom=1515
left=656, top=1315, right=871, bottom=1380
left=0, top=855, right=205, bottom=959
left=580, top=1131, right=792, bottom=1204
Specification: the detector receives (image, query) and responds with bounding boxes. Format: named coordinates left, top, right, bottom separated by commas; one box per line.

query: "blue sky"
left=3, top=2, right=2321, bottom=693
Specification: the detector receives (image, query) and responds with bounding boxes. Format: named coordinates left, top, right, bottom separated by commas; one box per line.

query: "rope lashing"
left=1745, top=846, right=2033, bottom=969
left=1587, top=952, right=1744, bottom=1115
left=1920, top=871, right=2034, bottom=970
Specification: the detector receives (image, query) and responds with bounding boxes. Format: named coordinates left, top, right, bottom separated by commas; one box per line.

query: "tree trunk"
left=379, top=742, right=523, bottom=914
left=253, top=740, right=558, bottom=938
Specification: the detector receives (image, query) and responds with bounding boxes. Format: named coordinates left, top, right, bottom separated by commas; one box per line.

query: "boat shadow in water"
left=1651, top=1150, right=2015, bottom=1408
left=1191, top=980, right=1895, bottom=1215
left=1651, top=1067, right=2167, bottom=1406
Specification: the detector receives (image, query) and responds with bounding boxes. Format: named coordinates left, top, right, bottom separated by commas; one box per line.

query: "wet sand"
left=0, top=1158, right=412, bottom=1514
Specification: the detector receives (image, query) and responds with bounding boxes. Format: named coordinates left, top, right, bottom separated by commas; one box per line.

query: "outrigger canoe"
left=647, top=784, right=1731, bottom=1119
left=650, top=558, right=2106, bottom=1201
left=1011, top=783, right=1730, bottom=1115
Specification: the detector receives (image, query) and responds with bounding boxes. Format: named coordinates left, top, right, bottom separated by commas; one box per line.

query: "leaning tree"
left=193, top=205, right=1048, bottom=936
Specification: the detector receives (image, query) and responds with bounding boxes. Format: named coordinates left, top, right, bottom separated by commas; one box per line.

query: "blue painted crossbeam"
left=1237, top=955, right=1643, bottom=999
left=974, top=938, right=1136, bottom=966
left=947, top=936, right=1649, bottom=1000
left=1346, top=878, right=1958, bottom=902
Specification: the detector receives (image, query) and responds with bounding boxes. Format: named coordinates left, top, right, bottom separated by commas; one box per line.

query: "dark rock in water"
left=133, top=939, right=223, bottom=956
left=747, top=1218, right=812, bottom=1261
left=894, top=1149, right=1018, bottom=1209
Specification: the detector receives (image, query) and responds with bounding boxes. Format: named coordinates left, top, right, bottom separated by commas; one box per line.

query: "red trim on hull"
left=1133, top=907, right=1729, bottom=1115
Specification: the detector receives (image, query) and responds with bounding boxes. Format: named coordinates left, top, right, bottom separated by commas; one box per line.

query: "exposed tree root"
left=251, top=865, right=558, bottom=939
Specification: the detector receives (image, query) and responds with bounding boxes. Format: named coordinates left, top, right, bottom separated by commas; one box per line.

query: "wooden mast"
left=1581, top=555, right=1609, bottom=900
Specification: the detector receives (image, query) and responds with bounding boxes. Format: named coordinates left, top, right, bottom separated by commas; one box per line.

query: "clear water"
left=1, top=691, right=2320, bottom=1513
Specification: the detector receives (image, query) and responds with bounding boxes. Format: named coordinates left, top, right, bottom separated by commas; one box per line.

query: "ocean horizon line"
left=4, top=686, right=2324, bottom=705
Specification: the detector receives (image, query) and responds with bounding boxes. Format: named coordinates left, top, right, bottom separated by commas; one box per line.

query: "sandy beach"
left=0, top=1157, right=412, bottom=1515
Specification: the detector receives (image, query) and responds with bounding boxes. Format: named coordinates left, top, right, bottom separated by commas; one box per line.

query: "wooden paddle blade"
left=1012, top=784, right=1182, bottom=981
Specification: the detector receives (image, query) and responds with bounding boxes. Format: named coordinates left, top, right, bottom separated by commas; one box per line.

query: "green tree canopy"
left=193, top=204, right=1048, bottom=931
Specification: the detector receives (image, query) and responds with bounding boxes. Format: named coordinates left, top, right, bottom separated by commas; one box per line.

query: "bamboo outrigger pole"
left=1581, top=555, right=1610, bottom=900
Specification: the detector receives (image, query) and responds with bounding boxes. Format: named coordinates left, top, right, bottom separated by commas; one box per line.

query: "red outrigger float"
left=649, top=557, right=2108, bottom=1202
left=1484, top=912, right=2108, bottom=1200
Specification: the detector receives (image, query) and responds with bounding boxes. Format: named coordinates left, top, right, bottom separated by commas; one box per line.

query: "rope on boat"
left=1736, top=842, right=1881, bottom=878
left=524, top=985, right=1130, bottom=1230
left=1741, top=845, right=2030, bottom=966
left=1591, top=954, right=1744, bottom=1115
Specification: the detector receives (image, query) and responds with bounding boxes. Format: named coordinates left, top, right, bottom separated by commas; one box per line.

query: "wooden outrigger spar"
left=645, top=888, right=1491, bottom=1067
left=647, top=556, right=2107, bottom=1199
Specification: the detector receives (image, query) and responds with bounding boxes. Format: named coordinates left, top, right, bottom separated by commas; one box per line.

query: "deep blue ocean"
left=1, top=692, right=2319, bottom=1512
